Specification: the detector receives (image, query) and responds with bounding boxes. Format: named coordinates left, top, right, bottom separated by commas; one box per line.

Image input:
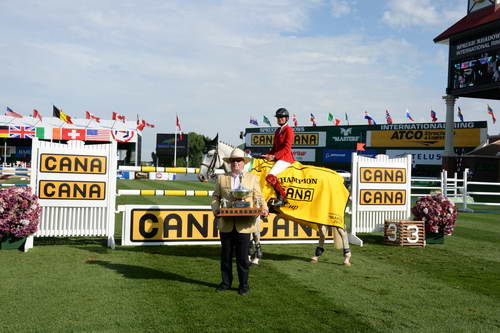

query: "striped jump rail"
left=0, top=184, right=30, bottom=187
left=117, top=189, right=214, bottom=196
left=118, top=166, right=224, bottom=175
left=118, top=166, right=200, bottom=173
left=0, top=172, right=31, bottom=176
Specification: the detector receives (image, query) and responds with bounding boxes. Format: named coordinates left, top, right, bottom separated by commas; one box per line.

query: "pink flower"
left=412, top=193, right=458, bottom=236
left=0, top=187, right=40, bottom=240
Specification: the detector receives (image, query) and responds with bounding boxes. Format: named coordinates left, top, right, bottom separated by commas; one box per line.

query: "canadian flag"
left=86, top=111, right=101, bottom=123
left=137, top=118, right=146, bottom=131
left=145, top=122, right=155, bottom=128
left=176, top=115, right=183, bottom=140
left=32, top=109, right=42, bottom=121
left=112, top=112, right=126, bottom=123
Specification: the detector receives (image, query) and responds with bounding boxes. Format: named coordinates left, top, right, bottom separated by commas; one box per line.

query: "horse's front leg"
left=336, top=227, right=352, bottom=266
left=311, top=225, right=326, bottom=263
left=249, top=218, right=262, bottom=266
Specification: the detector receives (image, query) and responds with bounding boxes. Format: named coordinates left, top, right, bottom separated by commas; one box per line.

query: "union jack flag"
left=9, top=126, right=36, bottom=139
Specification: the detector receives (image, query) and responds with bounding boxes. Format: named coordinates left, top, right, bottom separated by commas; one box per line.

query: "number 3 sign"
left=384, top=220, right=425, bottom=247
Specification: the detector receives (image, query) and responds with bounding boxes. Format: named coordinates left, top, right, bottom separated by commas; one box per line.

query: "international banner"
left=248, top=159, right=349, bottom=230
left=121, top=206, right=335, bottom=245
left=367, top=127, right=483, bottom=148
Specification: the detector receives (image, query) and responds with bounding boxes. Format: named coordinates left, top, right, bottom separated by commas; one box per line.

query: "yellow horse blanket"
left=248, top=159, right=349, bottom=231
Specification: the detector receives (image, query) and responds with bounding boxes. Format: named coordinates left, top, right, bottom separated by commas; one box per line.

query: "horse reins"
left=201, top=143, right=220, bottom=179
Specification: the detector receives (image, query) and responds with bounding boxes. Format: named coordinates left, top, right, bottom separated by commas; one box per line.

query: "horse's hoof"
left=310, top=257, right=318, bottom=263
left=343, top=262, right=352, bottom=267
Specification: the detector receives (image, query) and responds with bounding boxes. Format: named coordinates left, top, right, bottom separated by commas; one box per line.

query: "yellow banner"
left=40, top=154, right=107, bottom=174
left=360, top=167, right=406, bottom=183
left=250, top=159, right=349, bottom=230
left=250, top=133, right=321, bottom=147
left=38, top=180, right=106, bottom=200
left=359, top=189, right=406, bottom=205
left=129, top=209, right=331, bottom=242
left=370, top=128, right=481, bottom=147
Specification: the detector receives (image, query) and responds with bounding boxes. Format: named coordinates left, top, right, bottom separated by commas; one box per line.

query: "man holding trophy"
left=212, top=148, right=268, bottom=295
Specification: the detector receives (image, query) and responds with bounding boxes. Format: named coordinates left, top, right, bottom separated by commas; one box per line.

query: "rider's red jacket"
left=269, top=123, right=295, bottom=163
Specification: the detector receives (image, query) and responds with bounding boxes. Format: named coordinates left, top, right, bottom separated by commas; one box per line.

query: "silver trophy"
left=230, top=173, right=252, bottom=208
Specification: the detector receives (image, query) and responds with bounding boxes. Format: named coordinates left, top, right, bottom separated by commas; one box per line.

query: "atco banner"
left=367, top=125, right=483, bottom=148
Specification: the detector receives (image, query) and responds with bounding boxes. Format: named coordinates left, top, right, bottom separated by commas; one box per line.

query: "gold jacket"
left=211, top=171, right=268, bottom=233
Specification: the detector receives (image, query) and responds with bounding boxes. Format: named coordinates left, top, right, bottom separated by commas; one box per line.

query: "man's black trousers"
left=219, top=228, right=251, bottom=289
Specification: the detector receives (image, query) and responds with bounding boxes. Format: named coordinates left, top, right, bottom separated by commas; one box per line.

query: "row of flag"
left=0, top=125, right=133, bottom=142
left=249, top=105, right=497, bottom=127
left=4, top=106, right=157, bottom=131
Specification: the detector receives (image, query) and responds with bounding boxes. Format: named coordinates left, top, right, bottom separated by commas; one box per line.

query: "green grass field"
left=1, top=180, right=499, bottom=332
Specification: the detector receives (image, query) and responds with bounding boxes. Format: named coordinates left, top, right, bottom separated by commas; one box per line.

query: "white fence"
left=409, top=169, right=500, bottom=210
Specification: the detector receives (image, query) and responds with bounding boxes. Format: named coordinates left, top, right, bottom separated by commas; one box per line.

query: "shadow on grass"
left=357, top=233, right=385, bottom=245
left=117, top=244, right=221, bottom=260
left=118, top=243, right=312, bottom=263
left=87, top=260, right=218, bottom=288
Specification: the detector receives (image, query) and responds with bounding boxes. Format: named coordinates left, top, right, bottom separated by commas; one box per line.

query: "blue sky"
left=1, top=0, right=498, bottom=159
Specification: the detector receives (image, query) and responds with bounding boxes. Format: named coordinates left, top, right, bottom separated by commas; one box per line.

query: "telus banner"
left=386, top=150, right=442, bottom=165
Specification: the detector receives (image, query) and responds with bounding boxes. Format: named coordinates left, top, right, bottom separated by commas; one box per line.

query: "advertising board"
left=121, top=205, right=333, bottom=245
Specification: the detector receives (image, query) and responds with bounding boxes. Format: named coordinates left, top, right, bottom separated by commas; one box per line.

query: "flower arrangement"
left=412, top=193, right=458, bottom=236
left=0, top=187, right=41, bottom=241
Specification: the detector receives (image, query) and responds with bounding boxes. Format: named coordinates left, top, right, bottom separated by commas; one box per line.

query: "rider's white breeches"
left=269, top=160, right=291, bottom=176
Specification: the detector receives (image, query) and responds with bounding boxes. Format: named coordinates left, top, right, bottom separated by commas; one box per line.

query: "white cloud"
left=330, top=0, right=352, bottom=18
left=0, top=0, right=497, bottom=157
left=382, top=0, right=465, bottom=28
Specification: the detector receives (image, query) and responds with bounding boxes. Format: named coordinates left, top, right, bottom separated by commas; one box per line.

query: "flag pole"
left=85, top=118, right=93, bottom=128
left=32, top=119, right=41, bottom=128
left=174, top=125, right=177, bottom=168
left=3, top=140, right=6, bottom=167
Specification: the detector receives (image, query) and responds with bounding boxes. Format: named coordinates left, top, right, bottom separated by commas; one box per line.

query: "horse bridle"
left=201, top=143, right=221, bottom=179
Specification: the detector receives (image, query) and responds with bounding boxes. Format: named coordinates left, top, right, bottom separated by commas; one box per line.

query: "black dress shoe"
left=216, top=283, right=230, bottom=292
left=238, top=287, right=250, bottom=295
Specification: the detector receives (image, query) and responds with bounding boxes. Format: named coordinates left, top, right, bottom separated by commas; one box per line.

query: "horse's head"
left=198, top=134, right=220, bottom=182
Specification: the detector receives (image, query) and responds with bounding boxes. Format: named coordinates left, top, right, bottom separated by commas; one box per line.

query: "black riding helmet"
left=275, top=108, right=289, bottom=118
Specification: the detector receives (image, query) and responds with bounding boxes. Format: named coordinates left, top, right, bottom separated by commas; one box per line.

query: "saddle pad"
left=250, top=159, right=349, bottom=230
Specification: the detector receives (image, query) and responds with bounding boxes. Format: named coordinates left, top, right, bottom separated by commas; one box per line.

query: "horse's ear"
left=214, top=133, right=219, bottom=142
left=203, top=137, right=209, bottom=144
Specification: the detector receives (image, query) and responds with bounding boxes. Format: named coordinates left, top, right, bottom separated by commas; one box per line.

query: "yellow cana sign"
left=40, top=154, right=107, bottom=174
left=129, top=209, right=329, bottom=242
left=359, top=167, right=406, bottom=183
left=38, top=180, right=106, bottom=200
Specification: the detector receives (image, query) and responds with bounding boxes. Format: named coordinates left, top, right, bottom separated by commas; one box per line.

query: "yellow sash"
left=249, top=159, right=349, bottom=231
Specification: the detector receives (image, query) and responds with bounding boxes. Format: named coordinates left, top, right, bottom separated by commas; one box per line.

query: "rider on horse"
left=262, top=108, right=295, bottom=208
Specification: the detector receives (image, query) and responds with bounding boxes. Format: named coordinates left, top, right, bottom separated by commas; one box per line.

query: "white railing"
left=408, top=169, right=500, bottom=211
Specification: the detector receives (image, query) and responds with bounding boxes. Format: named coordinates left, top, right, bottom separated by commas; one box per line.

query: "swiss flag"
left=62, top=128, right=86, bottom=141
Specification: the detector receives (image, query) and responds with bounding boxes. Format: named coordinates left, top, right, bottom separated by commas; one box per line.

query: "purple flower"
left=412, top=193, right=458, bottom=236
left=0, top=187, right=40, bottom=240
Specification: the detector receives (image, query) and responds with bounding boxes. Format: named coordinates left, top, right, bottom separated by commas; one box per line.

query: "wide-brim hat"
left=223, top=148, right=251, bottom=163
